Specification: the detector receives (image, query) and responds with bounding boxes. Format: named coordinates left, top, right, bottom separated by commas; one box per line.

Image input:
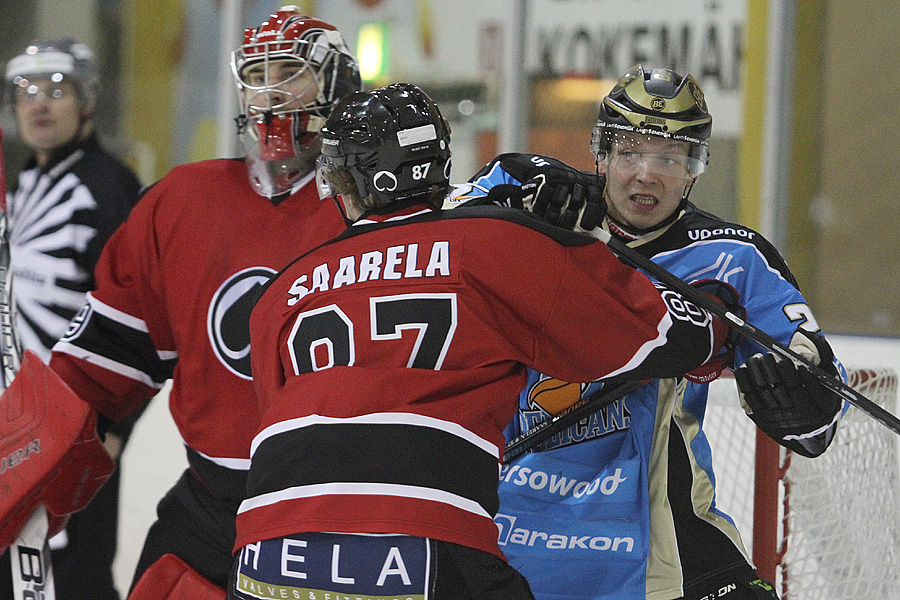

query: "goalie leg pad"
left=0, top=350, right=115, bottom=551
left=128, top=553, right=225, bottom=600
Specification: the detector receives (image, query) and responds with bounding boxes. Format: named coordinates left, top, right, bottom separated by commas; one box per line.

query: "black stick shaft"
left=503, top=380, right=641, bottom=463
left=595, top=230, right=900, bottom=436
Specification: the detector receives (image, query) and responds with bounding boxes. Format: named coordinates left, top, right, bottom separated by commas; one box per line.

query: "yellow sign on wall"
left=357, top=22, right=389, bottom=85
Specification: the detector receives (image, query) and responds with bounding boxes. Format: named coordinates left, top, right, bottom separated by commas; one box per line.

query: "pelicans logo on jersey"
left=528, top=377, right=587, bottom=416
left=208, top=267, right=276, bottom=379
left=519, top=376, right=632, bottom=452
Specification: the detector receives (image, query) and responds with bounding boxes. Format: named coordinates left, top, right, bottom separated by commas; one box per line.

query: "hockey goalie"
left=0, top=351, right=114, bottom=551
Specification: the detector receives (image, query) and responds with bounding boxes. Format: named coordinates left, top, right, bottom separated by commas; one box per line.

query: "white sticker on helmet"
left=397, top=124, right=437, bottom=147
left=6, top=52, right=75, bottom=80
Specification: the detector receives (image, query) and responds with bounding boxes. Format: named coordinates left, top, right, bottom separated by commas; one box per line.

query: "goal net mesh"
left=704, top=367, right=900, bottom=599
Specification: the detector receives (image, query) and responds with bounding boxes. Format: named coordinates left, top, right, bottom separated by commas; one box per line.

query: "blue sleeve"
left=657, top=237, right=847, bottom=457
left=651, top=238, right=843, bottom=376
left=447, top=153, right=577, bottom=207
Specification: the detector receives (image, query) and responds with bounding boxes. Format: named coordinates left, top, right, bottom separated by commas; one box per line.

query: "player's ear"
left=79, top=97, right=96, bottom=121
left=339, top=191, right=365, bottom=221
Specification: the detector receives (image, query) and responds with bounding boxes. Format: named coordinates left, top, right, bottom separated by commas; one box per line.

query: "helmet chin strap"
left=681, top=177, right=696, bottom=203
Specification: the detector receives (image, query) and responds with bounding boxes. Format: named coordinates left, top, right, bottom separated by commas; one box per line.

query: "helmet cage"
left=232, top=36, right=355, bottom=119
left=231, top=9, right=360, bottom=121
left=231, top=10, right=361, bottom=197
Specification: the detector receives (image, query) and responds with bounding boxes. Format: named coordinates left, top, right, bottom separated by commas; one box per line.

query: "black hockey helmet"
left=319, top=82, right=452, bottom=210
left=591, top=64, right=711, bottom=178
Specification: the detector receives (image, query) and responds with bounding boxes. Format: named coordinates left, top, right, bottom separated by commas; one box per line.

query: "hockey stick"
left=503, top=380, right=642, bottom=464
left=0, top=128, right=18, bottom=386
left=591, top=227, right=900, bottom=437
left=0, top=128, right=56, bottom=598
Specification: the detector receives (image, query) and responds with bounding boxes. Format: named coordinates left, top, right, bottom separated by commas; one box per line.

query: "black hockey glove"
left=734, top=329, right=843, bottom=458
left=523, top=169, right=606, bottom=233
left=684, top=279, right=745, bottom=384
left=463, top=154, right=605, bottom=232
left=482, top=183, right=526, bottom=209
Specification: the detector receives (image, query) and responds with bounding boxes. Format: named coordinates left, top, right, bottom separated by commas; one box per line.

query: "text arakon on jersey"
left=286, top=241, right=452, bottom=306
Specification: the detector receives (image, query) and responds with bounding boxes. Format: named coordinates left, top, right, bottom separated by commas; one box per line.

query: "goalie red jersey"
left=238, top=203, right=728, bottom=559
left=49, top=158, right=346, bottom=498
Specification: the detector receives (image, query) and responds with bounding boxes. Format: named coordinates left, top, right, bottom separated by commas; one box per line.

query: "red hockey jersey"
left=49, top=159, right=346, bottom=497
left=236, top=203, right=725, bottom=558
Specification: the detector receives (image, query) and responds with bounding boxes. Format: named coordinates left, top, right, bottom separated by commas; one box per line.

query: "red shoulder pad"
left=0, top=351, right=115, bottom=550
left=130, top=553, right=226, bottom=600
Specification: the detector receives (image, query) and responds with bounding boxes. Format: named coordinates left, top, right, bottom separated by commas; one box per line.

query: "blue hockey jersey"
left=461, top=154, right=847, bottom=600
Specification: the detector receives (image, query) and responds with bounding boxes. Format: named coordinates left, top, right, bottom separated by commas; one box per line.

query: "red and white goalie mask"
left=232, top=8, right=361, bottom=198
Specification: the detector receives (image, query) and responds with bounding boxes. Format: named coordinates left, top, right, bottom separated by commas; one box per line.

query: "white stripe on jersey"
left=80, top=293, right=177, bottom=361
left=85, top=292, right=151, bottom=333
left=183, top=439, right=251, bottom=470
left=654, top=239, right=792, bottom=286
left=251, top=411, right=497, bottom=458
left=237, top=481, right=493, bottom=519
left=52, top=340, right=167, bottom=391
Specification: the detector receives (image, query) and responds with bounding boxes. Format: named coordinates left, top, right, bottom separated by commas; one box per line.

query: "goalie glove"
left=0, top=351, right=115, bottom=551
left=734, top=329, right=843, bottom=458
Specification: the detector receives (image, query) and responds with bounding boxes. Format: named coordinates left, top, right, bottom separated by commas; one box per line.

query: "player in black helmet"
left=316, top=81, right=452, bottom=216
left=235, top=81, right=740, bottom=600
left=462, top=64, right=845, bottom=600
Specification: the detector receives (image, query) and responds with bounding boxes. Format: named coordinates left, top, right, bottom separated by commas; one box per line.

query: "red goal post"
left=705, top=367, right=900, bottom=599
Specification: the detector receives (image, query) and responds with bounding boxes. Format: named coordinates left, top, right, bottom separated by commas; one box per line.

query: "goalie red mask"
left=232, top=8, right=361, bottom=198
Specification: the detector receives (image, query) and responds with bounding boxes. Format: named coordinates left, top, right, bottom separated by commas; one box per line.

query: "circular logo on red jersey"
left=207, top=267, right=276, bottom=379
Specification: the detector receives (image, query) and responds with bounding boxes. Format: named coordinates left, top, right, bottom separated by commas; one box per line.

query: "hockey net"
left=704, top=367, right=900, bottom=599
